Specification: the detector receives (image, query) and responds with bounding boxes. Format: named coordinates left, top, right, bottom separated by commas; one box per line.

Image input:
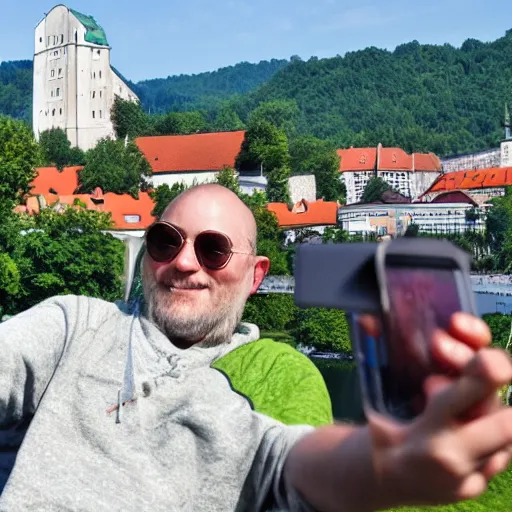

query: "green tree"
left=236, top=120, right=291, bottom=204
left=361, top=176, right=391, bottom=203
left=212, top=105, right=245, bottom=132
left=39, top=127, right=85, bottom=169
left=289, top=135, right=343, bottom=201
left=0, top=115, right=39, bottom=204
left=482, top=313, right=512, bottom=351
left=292, top=308, right=351, bottom=353
left=150, top=182, right=188, bottom=218
left=111, top=96, right=151, bottom=139
left=1, top=208, right=125, bottom=315
left=216, top=166, right=241, bottom=195
left=247, top=99, right=299, bottom=137
left=153, top=111, right=208, bottom=135
left=79, top=139, right=152, bottom=197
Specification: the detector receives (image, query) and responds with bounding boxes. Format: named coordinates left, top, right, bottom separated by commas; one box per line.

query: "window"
left=51, top=90, right=54, bottom=97
left=92, top=91, right=96, bottom=99
left=99, top=90, right=102, bottom=98
left=92, top=111, right=95, bottom=119
left=39, top=37, right=42, bottom=43
left=50, top=69, right=55, bottom=78
left=60, top=108, right=62, bottom=115
left=60, top=34, right=64, bottom=44
left=124, top=215, right=141, bottom=224
left=99, top=110, right=102, bottom=118
left=99, top=71, right=102, bottom=79
left=56, top=88, right=60, bottom=97
left=47, top=36, right=51, bottom=46
left=93, top=72, right=96, bottom=79
left=52, top=109, right=55, bottom=116
left=58, top=68, right=62, bottom=77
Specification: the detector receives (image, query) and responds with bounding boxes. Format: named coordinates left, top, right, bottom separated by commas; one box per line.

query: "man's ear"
left=249, top=256, right=270, bottom=295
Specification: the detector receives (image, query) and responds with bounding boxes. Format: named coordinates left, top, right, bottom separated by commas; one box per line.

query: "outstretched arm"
left=284, top=314, right=512, bottom=512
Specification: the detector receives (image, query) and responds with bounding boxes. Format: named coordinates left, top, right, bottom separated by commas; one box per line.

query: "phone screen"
left=351, top=264, right=467, bottom=421
left=378, top=265, right=465, bottom=419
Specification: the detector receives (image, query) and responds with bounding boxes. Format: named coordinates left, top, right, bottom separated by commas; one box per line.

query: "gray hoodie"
left=0, top=295, right=314, bottom=511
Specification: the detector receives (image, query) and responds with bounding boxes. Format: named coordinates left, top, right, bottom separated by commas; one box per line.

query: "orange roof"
left=135, top=131, right=246, bottom=173
left=426, top=167, right=512, bottom=193
left=267, top=199, right=338, bottom=228
left=32, top=166, right=81, bottom=195
left=102, top=192, right=156, bottom=230
left=337, top=146, right=441, bottom=172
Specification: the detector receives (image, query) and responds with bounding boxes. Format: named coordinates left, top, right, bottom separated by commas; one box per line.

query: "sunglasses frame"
left=145, top=221, right=252, bottom=270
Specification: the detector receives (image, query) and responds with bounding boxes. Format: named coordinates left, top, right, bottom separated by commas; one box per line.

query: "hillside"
left=0, top=60, right=32, bottom=122
left=0, top=58, right=288, bottom=123
left=130, top=59, right=289, bottom=113
left=231, top=31, right=512, bottom=156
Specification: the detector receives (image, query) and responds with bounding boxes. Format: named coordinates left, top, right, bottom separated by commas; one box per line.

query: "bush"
left=483, top=313, right=512, bottom=350
left=242, top=294, right=297, bottom=331
left=292, top=307, right=351, bottom=353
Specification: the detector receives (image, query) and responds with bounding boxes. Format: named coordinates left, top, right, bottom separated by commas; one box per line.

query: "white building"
left=33, top=5, right=138, bottom=151
left=337, top=144, right=442, bottom=205
left=338, top=200, right=484, bottom=237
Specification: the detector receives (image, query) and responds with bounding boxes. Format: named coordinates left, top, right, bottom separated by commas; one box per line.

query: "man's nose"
left=172, top=240, right=201, bottom=273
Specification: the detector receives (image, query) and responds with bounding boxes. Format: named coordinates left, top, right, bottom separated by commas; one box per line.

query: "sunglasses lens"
left=146, top=223, right=183, bottom=262
left=195, top=232, right=232, bottom=269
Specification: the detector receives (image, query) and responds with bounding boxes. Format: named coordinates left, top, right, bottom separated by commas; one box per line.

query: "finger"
left=480, top=448, right=512, bottom=480
left=431, top=330, right=476, bottom=373
left=427, top=349, right=512, bottom=423
left=448, top=313, right=492, bottom=350
left=459, top=407, right=512, bottom=462
left=456, top=472, right=488, bottom=501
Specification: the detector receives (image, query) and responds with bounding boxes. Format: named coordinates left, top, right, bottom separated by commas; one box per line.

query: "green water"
left=312, top=358, right=366, bottom=424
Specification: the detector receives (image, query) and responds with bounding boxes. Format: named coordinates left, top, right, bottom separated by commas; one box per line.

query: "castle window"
left=92, top=111, right=95, bottom=119
left=47, top=36, right=51, bottom=45
left=92, top=91, right=96, bottom=99
left=58, top=68, right=62, bottom=77
left=60, top=108, right=62, bottom=115
left=50, top=69, right=55, bottom=78
left=99, top=110, right=102, bottom=118
left=99, top=71, right=102, bottom=79
left=99, top=90, right=102, bottom=98
left=60, top=34, right=64, bottom=44
left=93, top=72, right=96, bottom=79
left=52, top=109, right=56, bottom=116
left=51, top=90, right=54, bottom=97
left=56, top=88, right=60, bottom=97
left=39, top=37, right=42, bottom=43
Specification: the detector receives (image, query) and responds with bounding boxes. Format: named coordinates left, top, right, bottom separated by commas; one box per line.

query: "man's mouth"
left=162, top=282, right=208, bottom=291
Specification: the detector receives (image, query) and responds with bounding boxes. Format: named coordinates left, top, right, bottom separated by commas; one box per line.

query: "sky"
left=1, top=0, right=512, bottom=82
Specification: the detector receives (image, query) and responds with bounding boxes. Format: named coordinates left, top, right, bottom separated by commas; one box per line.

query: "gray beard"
left=142, top=280, right=247, bottom=348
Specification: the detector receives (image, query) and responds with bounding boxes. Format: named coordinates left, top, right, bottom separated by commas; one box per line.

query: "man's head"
left=142, top=184, right=269, bottom=348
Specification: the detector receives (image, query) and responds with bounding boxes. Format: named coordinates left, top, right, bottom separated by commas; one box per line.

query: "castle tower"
left=505, top=103, right=511, bottom=141
left=33, top=5, right=138, bottom=151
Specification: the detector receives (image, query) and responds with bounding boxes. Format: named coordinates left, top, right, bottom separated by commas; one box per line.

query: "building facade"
left=33, top=5, right=138, bottom=151
left=338, top=144, right=442, bottom=205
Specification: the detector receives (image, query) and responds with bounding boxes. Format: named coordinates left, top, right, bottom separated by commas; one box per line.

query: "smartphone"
left=350, top=240, right=476, bottom=421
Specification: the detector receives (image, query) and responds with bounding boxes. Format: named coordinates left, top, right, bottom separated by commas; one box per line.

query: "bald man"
left=1, top=184, right=512, bottom=511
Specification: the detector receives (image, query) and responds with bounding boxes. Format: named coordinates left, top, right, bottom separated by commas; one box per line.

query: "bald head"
left=161, top=184, right=257, bottom=254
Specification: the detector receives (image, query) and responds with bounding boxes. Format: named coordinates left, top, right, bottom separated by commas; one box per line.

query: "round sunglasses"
left=145, top=221, right=252, bottom=270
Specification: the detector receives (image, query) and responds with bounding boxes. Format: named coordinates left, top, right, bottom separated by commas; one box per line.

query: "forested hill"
left=0, top=60, right=32, bottom=121
left=230, top=30, right=512, bottom=157
left=0, top=58, right=288, bottom=123
left=130, top=59, right=289, bottom=113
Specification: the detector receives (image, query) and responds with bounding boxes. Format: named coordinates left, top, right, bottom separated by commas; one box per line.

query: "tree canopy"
left=79, top=139, right=152, bottom=197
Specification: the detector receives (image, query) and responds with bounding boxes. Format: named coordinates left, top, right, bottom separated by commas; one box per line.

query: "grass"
left=262, top=330, right=512, bottom=512
left=384, top=467, right=512, bottom=511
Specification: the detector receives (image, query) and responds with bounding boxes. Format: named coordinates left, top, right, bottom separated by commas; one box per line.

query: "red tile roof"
left=267, top=199, right=338, bottom=228
left=337, top=146, right=441, bottom=173
left=426, top=167, right=512, bottom=193
left=102, top=192, right=156, bottom=230
left=135, top=131, right=246, bottom=173
left=32, top=166, right=81, bottom=195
